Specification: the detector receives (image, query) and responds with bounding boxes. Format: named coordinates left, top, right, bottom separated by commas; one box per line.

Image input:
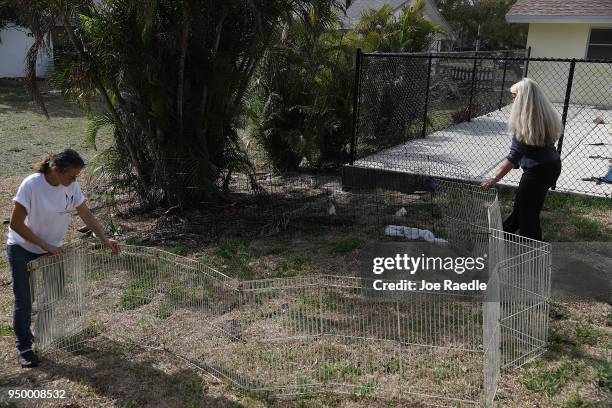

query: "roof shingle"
left=507, top=0, right=612, bottom=18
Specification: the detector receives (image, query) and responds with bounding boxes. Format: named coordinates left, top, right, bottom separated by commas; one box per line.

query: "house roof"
left=343, top=0, right=405, bottom=27
left=341, top=0, right=456, bottom=39
left=506, top=0, right=612, bottom=24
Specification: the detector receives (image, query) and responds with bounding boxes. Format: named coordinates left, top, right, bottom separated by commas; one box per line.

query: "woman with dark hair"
left=481, top=78, right=563, bottom=241
left=7, top=149, right=120, bottom=368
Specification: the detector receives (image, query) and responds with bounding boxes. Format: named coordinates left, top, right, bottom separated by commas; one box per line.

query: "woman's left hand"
left=480, top=179, right=496, bottom=190
left=103, top=238, right=121, bottom=255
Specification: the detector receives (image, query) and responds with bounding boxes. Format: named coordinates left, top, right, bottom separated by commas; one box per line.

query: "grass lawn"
left=498, top=190, right=612, bottom=241
left=0, top=80, right=610, bottom=408
left=0, top=79, right=105, bottom=178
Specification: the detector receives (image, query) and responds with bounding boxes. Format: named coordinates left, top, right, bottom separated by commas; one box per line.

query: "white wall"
left=526, top=23, right=612, bottom=106
left=527, top=23, right=592, bottom=58
left=0, top=25, right=53, bottom=78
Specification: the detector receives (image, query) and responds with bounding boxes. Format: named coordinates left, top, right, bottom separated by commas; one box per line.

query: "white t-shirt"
left=7, top=173, right=85, bottom=254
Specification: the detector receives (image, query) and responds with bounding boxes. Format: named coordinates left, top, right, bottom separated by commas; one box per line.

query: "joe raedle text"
left=373, top=279, right=487, bottom=292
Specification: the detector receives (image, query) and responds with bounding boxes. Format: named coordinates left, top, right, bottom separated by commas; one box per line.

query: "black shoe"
left=19, top=350, right=40, bottom=368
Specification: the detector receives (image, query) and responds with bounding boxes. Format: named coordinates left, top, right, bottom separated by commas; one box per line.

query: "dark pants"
left=503, top=160, right=562, bottom=241
left=7, top=244, right=43, bottom=353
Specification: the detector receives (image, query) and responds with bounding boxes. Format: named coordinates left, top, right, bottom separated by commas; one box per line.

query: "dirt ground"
left=0, top=81, right=611, bottom=408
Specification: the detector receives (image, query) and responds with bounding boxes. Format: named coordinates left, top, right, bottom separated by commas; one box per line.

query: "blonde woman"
left=481, top=78, right=562, bottom=241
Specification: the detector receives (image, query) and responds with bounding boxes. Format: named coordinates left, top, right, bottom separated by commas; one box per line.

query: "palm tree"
left=250, top=0, right=442, bottom=168
left=356, top=0, right=443, bottom=52
left=353, top=4, right=403, bottom=51
left=249, top=0, right=357, bottom=170
left=11, top=0, right=353, bottom=207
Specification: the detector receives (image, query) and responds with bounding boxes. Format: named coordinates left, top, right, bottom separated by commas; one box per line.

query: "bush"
left=250, top=38, right=353, bottom=170
left=249, top=0, right=441, bottom=170
left=452, top=107, right=472, bottom=124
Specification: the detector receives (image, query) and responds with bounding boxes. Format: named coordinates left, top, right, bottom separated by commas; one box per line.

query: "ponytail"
left=33, top=154, right=55, bottom=173
left=33, top=149, right=85, bottom=174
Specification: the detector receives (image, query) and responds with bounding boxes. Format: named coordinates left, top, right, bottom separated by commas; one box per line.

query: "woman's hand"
left=76, top=203, right=120, bottom=255
left=103, top=238, right=120, bottom=255
left=41, top=243, right=63, bottom=258
left=480, top=179, right=497, bottom=190
left=483, top=159, right=514, bottom=190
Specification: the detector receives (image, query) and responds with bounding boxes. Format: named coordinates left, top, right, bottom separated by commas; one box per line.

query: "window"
left=587, top=29, right=612, bottom=59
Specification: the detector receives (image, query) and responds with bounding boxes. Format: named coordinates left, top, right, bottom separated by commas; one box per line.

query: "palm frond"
left=85, top=112, right=115, bottom=150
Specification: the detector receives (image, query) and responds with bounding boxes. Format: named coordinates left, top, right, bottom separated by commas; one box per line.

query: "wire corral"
left=29, top=180, right=551, bottom=407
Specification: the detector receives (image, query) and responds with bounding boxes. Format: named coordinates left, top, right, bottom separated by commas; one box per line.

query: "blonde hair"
left=508, top=78, right=562, bottom=146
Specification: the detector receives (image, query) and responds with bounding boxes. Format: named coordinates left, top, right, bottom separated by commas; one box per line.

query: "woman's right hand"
left=41, top=243, right=63, bottom=258
left=480, top=179, right=497, bottom=190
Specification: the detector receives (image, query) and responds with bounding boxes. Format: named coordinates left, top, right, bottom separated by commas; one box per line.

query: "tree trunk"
left=195, top=9, right=227, bottom=163
left=58, top=11, right=148, bottom=193
left=177, top=0, right=191, bottom=137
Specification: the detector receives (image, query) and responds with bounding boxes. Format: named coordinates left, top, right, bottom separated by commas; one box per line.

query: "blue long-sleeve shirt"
left=506, top=135, right=560, bottom=168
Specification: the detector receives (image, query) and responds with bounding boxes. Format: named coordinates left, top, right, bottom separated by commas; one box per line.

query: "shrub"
left=249, top=0, right=441, bottom=170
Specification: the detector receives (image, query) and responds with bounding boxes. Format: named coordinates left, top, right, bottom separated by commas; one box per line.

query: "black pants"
left=503, top=160, right=561, bottom=241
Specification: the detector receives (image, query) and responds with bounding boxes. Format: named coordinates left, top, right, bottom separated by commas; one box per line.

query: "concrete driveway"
left=356, top=104, right=611, bottom=197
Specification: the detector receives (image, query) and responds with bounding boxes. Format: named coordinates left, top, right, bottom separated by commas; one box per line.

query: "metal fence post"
left=421, top=54, right=433, bottom=138
left=558, top=59, right=576, bottom=156
left=553, top=59, right=576, bottom=191
left=498, top=51, right=509, bottom=110
left=467, top=54, right=478, bottom=122
left=523, top=46, right=531, bottom=78
left=350, top=48, right=363, bottom=165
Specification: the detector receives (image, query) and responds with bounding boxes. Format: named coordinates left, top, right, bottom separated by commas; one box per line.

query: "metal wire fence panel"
left=482, top=263, right=501, bottom=406
left=432, top=180, right=499, bottom=256
left=29, top=244, right=90, bottom=352
left=489, top=229, right=552, bottom=369
left=29, top=252, right=490, bottom=403
left=351, top=52, right=612, bottom=197
left=27, top=180, right=551, bottom=406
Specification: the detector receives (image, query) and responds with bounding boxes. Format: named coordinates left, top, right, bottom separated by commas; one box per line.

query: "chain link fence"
left=350, top=50, right=612, bottom=197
